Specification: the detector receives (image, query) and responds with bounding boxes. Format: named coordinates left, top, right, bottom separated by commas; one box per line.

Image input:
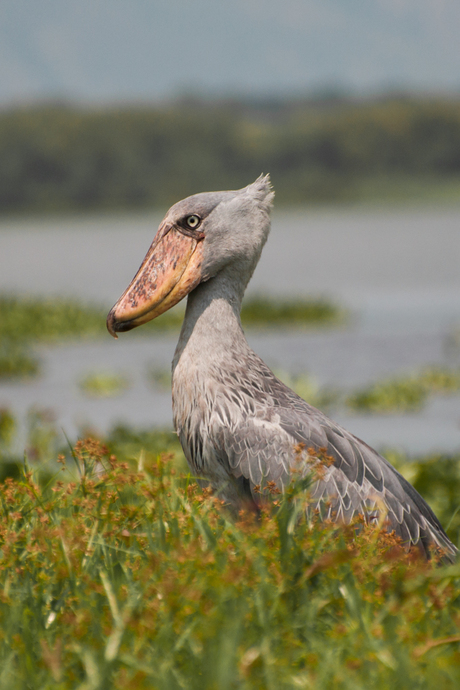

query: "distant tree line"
left=1, top=96, right=460, bottom=213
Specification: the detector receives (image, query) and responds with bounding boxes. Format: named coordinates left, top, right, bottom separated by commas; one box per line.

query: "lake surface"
left=1, top=205, right=459, bottom=455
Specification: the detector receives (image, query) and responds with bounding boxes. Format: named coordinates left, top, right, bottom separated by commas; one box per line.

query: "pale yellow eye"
left=186, top=215, right=200, bottom=229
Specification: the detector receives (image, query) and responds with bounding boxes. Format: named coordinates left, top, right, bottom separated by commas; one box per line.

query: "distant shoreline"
left=1, top=96, right=460, bottom=215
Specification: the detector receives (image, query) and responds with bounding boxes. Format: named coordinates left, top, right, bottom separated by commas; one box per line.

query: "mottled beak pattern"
left=107, top=221, right=204, bottom=337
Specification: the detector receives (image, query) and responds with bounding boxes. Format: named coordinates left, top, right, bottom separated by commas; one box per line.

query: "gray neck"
left=172, top=265, right=251, bottom=372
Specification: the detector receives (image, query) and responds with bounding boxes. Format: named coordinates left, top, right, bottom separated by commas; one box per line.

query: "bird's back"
left=174, top=344, right=457, bottom=562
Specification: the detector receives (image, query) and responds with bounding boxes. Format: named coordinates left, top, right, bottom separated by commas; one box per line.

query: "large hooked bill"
left=106, top=222, right=204, bottom=337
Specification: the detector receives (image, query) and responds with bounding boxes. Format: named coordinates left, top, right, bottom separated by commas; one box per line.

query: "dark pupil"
left=188, top=216, right=198, bottom=227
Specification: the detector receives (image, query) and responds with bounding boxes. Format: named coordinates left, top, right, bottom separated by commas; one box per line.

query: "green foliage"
left=26, top=408, right=62, bottom=467
left=0, top=340, right=39, bottom=379
left=241, top=297, right=346, bottom=329
left=2, top=97, right=460, bottom=213
left=105, top=424, right=186, bottom=473
left=0, top=409, right=17, bottom=452
left=418, top=367, right=460, bottom=393
left=0, top=292, right=345, bottom=383
left=389, top=451, right=460, bottom=546
left=0, top=294, right=108, bottom=380
left=0, top=294, right=345, bottom=347
left=347, top=378, right=427, bottom=414
left=346, top=367, right=460, bottom=414
left=0, top=434, right=459, bottom=689
left=275, top=365, right=460, bottom=417
left=0, top=413, right=459, bottom=687
left=0, top=294, right=107, bottom=343
left=79, top=372, right=130, bottom=398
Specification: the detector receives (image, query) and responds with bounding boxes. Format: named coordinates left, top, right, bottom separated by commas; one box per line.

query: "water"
left=1, top=205, right=459, bottom=317
left=1, top=205, right=459, bottom=455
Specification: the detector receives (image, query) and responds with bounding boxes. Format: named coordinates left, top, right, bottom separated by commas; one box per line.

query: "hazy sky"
left=1, top=0, right=460, bottom=105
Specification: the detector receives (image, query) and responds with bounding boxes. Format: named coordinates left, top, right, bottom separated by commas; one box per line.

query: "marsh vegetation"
left=2, top=97, right=460, bottom=214
left=1, top=292, right=459, bottom=687
left=0, top=293, right=345, bottom=384
left=0, top=421, right=459, bottom=689
left=2, top=95, right=460, bottom=688
left=2, top=293, right=460, bottom=419
left=346, top=367, right=460, bottom=414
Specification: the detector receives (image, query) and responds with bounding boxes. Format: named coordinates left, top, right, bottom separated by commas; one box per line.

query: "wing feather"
left=182, top=352, right=456, bottom=561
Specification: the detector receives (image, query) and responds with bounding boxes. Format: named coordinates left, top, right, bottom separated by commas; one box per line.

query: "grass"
left=0, top=433, right=459, bottom=688
left=388, top=450, right=460, bottom=539
left=0, top=293, right=346, bottom=381
left=0, top=417, right=459, bottom=688
left=346, top=367, right=460, bottom=414
left=275, top=366, right=460, bottom=416
left=0, top=340, right=39, bottom=380
left=2, top=288, right=458, bottom=417
left=79, top=372, right=130, bottom=399
left=240, top=297, right=346, bottom=329
left=0, top=409, right=17, bottom=454
left=0, top=295, right=108, bottom=343
left=0, top=294, right=346, bottom=345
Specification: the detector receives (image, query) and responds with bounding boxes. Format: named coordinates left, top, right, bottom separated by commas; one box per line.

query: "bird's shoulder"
left=209, top=353, right=455, bottom=558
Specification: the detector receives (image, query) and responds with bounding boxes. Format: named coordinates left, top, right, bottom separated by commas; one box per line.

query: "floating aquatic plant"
left=0, top=340, right=40, bottom=380
left=0, top=293, right=346, bottom=345
left=347, top=367, right=460, bottom=414
left=79, top=371, right=130, bottom=398
left=241, top=296, right=347, bottom=329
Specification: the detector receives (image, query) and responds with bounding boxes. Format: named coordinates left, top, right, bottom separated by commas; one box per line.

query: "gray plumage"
left=115, top=175, right=458, bottom=561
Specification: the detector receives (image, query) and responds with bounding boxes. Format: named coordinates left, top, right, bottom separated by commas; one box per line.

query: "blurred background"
left=0, top=0, right=459, bottom=461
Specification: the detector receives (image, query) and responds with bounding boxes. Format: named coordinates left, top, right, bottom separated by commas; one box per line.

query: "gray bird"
left=107, top=175, right=457, bottom=561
